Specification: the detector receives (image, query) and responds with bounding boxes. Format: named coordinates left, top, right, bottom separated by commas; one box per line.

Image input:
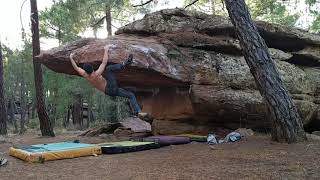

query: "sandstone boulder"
left=38, top=9, right=320, bottom=134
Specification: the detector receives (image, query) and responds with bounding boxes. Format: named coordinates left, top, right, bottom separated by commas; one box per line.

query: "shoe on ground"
left=0, top=158, right=8, bottom=167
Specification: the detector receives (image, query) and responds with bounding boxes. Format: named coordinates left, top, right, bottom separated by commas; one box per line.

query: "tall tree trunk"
left=116, top=98, right=121, bottom=121
left=58, top=28, right=62, bottom=45
left=105, top=5, right=112, bottom=36
left=30, top=0, right=55, bottom=137
left=6, top=101, right=12, bottom=125
left=31, top=101, right=36, bottom=119
left=19, top=80, right=26, bottom=134
left=50, top=86, right=58, bottom=128
left=9, top=98, right=18, bottom=133
left=210, top=0, right=215, bottom=15
left=87, top=102, right=92, bottom=128
left=0, top=41, right=7, bottom=135
left=109, top=96, right=118, bottom=123
left=25, top=91, right=30, bottom=125
left=63, top=106, right=70, bottom=128
left=72, top=94, right=83, bottom=130
left=93, top=28, right=98, bottom=38
left=224, top=0, right=306, bottom=143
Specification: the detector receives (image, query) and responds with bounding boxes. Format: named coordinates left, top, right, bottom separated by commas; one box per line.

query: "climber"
left=69, top=45, right=147, bottom=119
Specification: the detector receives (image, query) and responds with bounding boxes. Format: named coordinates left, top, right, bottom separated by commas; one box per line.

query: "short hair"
left=82, top=63, right=94, bottom=74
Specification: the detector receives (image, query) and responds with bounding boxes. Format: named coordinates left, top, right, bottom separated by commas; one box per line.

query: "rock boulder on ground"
left=38, top=9, right=320, bottom=134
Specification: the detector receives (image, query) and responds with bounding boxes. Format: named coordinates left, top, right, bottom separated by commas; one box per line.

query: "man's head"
left=82, top=63, right=94, bottom=74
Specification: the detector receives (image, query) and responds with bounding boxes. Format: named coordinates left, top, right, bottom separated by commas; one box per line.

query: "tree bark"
left=105, top=5, right=112, bottom=36
left=117, top=98, right=121, bottom=121
left=31, top=101, right=36, bottom=119
left=72, top=94, right=83, bottom=130
left=224, top=0, right=306, bottom=143
left=30, top=0, right=55, bottom=137
left=0, top=41, right=7, bottom=135
left=25, top=91, right=31, bottom=125
left=49, top=86, right=58, bottom=128
left=19, top=78, right=26, bottom=134
left=63, top=106, right=71, bottom=128
left=210, top=0, right=215, bottom=15
left=6, top=101, right=12, bottom=125
left=8, top=98, right=18, bottom=133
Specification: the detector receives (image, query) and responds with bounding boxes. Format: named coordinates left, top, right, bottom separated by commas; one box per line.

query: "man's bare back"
left=84, top=73, right=107, bottom=93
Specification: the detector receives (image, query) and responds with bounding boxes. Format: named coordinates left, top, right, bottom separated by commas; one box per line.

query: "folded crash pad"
left=98, top=141, right=160, bottom=154
left=175, top=134, right=207, bottom=142
left=143, top=136, right=191, bottom=146
left=9, top=141, right=101, bottom=163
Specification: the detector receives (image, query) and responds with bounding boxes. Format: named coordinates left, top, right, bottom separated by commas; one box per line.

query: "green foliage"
left=4, top=41, right=35, bottom=103
left=306, top=0, right=320, bottom=32
left=305, top=0, right=317, bottom=6
left=40, top=0, right=89, bottom=44
left=27, top=118, right=40, bottom=129
left=183, top=0, right=300, bottom=26
left=184, top=0, right=227, bottom=15
left=83, top=0, right=139, bottom=30
left=247, top=0, right=299, bottom=27
left=311, top=14, right=320, bottom=32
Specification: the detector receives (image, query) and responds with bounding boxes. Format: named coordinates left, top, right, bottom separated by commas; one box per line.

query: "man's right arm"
left=95, top=45, right=110, bottom=76
left=70, top=53, right=88, bottom=77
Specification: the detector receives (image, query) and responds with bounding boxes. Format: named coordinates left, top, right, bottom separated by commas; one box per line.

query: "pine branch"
left=132, top=0, right=154, bottom=7
left=91, top=16, right=106, bottom=27
left=221, top=0, right=225, bottom=11
left=111, top=23, right=119, bottom=29
left=184, top=0, right=200, bottom=9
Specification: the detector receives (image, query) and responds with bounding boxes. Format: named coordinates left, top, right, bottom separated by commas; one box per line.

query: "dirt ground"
left=0, top=132, right=320, bottom=180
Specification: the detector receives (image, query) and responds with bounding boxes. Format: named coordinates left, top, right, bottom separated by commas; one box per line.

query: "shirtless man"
left=70, top=45, right=146, bottom=118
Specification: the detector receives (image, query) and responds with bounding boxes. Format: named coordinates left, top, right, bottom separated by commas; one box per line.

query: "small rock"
left=120, top=117, right=151, bottom=132
left=114, top=128, right=133, bottom=137
left=307, top=133, right=320, bottom=141
left=312, top=131, right=320, bottom=136
left=235, top=128, right=254, bottom=137
left=269, top=48, right=293, bottom=61
left=0, top=136, right=7, bottom=144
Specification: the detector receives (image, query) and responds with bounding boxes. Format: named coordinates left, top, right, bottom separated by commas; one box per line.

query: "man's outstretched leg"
left=104, top=54, right=133, bottom=95
left=118, top=88, right=141, bottom=115
left=117, top=88, right=148, bottom=119
left=104, top=54, right=148, bottom=118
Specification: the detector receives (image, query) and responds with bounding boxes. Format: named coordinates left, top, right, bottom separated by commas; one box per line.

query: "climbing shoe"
left=123, top=54, right=133, bottom=67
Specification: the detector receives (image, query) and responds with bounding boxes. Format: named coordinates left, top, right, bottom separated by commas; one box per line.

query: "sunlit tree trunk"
left=105, top=4, right=112, bottom=36
left=210, top=0, right=215, bottom=15
left=224, top=0, right=306, bottom=143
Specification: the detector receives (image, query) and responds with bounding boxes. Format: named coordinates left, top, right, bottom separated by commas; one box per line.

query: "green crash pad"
left=98, top=141, right=160, bottom=154
left=175, top=134, right=208, bottom=142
